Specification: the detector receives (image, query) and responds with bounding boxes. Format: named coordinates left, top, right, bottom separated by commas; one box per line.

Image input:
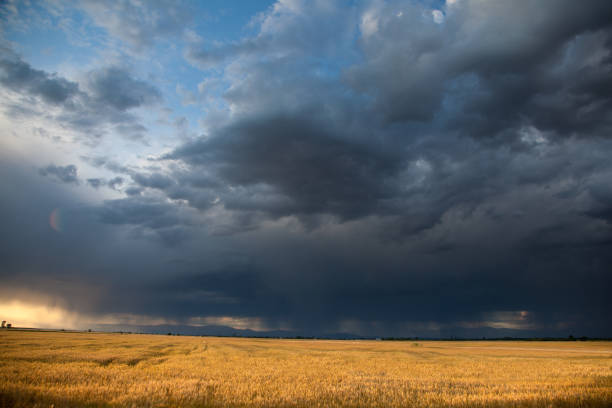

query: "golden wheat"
left=0, top=330, right=610, bottom=407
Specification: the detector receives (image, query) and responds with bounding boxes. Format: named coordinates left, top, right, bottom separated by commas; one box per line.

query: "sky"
left=0, top=0, right=611, bottom=338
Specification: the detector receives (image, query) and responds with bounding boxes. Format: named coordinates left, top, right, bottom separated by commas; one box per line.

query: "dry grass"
left=1, top=330, right=611, bottom=407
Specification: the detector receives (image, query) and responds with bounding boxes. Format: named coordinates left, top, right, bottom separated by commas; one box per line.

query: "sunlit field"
left=1, top=330, right=611, bottom=407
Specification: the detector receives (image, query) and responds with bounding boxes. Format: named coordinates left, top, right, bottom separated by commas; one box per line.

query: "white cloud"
left=432, top=10, right=445, bottom=24
left=361, top=10, right=379, bottom=37
left=520, top=126, right=548, bottom=145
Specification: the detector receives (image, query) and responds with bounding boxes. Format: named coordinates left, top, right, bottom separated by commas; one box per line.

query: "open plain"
left=0, top=330, right=611, bottom=407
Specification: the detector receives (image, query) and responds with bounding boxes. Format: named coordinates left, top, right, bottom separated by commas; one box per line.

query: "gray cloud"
left=94, top=193, right=199, bottom=246
left=131, top=172, right=174, bottom=190
left=0, top=50, right=79, bottom=104
left=1, top=0, right=612, bottom=338
left=86, top=176, right=124, bottom=190
left=88, top=67, right=161, bottom=111
left=81, top=156, right=130, bottom=174
left=39, top=164, right=79, bottom=184
left=77, top=0, right=194, bottom=50
left=0, top=51, right=161, bottom=142
left=586, top=180, right=612, bottom=224
left=108, top=176, right=124, bottom=190
left=98, top=196, right=179, bottom=228
left=87, top=178, right=104, bottom=188
left=163, top=0, right=612, bottom=227
left=125, top=186, right=143, bottom=196
left=344, top=0, right=612, bottom=138
left=140, top=0, right=612, bottom=335
left=167, top=114, right=402, bottom=220
left=3, top=146, right=612, bottom=336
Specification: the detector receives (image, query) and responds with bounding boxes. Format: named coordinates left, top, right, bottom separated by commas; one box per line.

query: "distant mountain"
left=93, top=323, right=366, bottom=339
left=92, top=324, right=592, bottom=340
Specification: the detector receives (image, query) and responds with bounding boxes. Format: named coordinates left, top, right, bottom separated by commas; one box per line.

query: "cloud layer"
left=0, top=0, right=611, bottom=337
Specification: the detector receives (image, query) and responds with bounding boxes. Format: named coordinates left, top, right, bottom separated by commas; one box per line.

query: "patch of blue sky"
left=138, top=2, right=280, bottom=134
left=136, top=44, right=211, bottom=136
left=1, top=2, right=103, bottom=74
left=189, top=0, right=277, bottom=43
left=0, top=0, right=281, bottom=138
left=129, top=1, right=278, bottom=134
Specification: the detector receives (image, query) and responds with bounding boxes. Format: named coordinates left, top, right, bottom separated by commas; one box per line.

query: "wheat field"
left=0, top=330, right=611, bottom=407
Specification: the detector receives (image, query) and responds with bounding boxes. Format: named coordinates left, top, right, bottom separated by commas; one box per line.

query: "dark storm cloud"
left=4, top=148, right=611, bottom=336
left=347, top=0, right=612, bottom=137
left=0, top=158, right=116, bottom=312
left=167, top=114, right=403, bottom=219
left=39, top=164, right=79, bottom=184
left=586, top=181, right=612, bottom=224
left=139, top=0, right=612, bottom=336
left=94, top=193, right=200, bottom=246
left=2, top=0, right=612, bottom=338
left=162, top=0, right=612, bottom=227
left=141, top=222, right=611, bottom=336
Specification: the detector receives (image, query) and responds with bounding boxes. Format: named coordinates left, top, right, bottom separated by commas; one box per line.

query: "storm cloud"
left=0, top=0, right=611, bottom=338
